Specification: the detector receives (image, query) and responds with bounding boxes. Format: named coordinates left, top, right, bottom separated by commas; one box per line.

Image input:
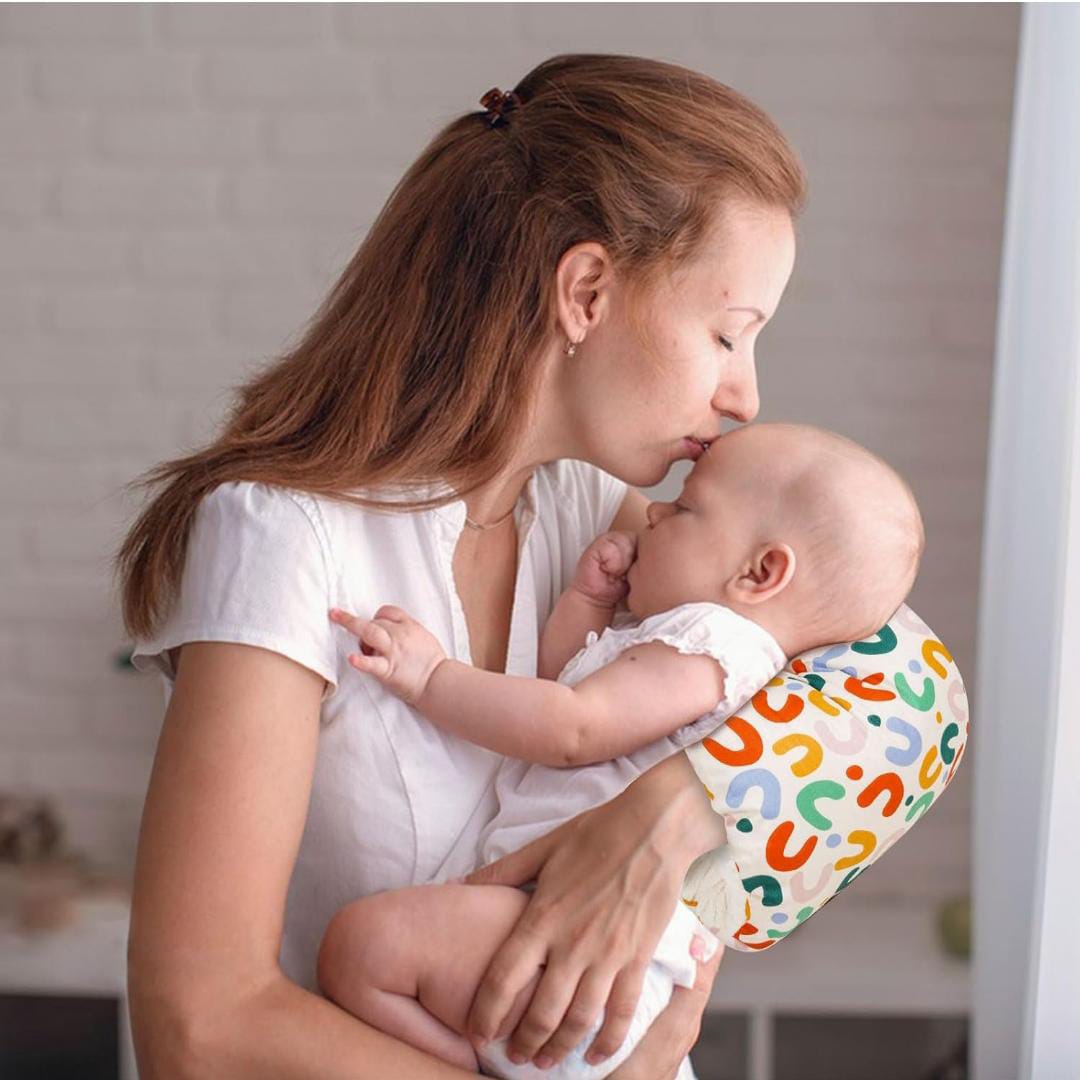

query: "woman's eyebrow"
left=727, top=305, right=766, bottom=324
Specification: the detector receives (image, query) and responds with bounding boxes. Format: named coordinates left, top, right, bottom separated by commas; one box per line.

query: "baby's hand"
left=329, top=605, right=446, bottom=706
left=573, top=530, right=638, bottom=606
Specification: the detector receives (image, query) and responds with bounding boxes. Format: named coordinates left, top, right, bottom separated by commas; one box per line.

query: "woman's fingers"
left=531, top=965, right=615, bottom=1066
left=606, top=943, right=722, bottom=1080
left=465, top=929, right=547, bottom=1045
left=583, top=959, right=649, bottom=1064
left=501, top=960, right=582, bottom=1064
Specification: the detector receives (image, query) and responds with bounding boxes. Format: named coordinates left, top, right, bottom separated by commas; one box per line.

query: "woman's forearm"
left=627, top=750, right=728, bottom=867
left=137, top=971, right=476, bottom=1080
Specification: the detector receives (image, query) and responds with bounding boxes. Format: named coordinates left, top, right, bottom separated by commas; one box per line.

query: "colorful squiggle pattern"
left=680, top=603, right=968, bottom=952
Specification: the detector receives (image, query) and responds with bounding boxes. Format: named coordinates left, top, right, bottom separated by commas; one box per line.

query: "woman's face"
left=557, top=201, right=797, bottom=488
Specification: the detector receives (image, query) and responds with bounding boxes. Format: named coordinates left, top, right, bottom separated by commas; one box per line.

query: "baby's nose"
left=646, top=501, right=674, bottom=527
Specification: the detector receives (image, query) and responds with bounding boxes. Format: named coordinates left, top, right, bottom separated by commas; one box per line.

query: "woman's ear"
left=733, top=542, right=796, bottom=604
left=554, top=241, right=612, bottom=339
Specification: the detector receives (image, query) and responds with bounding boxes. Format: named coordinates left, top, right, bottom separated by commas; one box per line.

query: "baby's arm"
left=539, top=531, right=638, bottom=680
left=330, top=604, right=726, bottom=767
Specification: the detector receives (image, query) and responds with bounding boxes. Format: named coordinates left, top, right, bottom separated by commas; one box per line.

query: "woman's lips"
left=683, top=437, right=708, bottom=460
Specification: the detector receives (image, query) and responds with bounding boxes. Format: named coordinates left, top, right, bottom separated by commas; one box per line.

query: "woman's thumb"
left=463, top=833, right=553, bottom=887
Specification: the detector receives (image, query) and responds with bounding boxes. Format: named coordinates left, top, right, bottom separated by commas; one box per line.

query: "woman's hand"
left=608, top=939, right=723, bottom=1079
left=330, top=605, right=446, bottom=707
left=461, top=752, right=726, bottom=1069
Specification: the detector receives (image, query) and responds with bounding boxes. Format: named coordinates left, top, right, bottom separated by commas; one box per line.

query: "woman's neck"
left=459, top=463, right=538, bottom=528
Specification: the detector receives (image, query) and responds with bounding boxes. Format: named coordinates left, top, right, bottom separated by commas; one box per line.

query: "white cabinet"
left=0, top=894, right=969, bottom=1080
left=0, top=895, right=135, bottom=1080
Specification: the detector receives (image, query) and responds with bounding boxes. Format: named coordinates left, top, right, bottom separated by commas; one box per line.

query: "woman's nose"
left=714, top=353, right=761, bottom=424
left=646, top=501, right=675, bottom=527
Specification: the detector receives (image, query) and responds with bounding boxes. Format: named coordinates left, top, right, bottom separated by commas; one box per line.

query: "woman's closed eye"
left=717, top=334, right=735, bottom=353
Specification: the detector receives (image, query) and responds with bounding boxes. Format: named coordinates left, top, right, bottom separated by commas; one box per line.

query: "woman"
left=118, top=54, right=803, bottom=1077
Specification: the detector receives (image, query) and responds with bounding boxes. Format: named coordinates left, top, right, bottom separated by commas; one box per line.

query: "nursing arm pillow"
left=681, top=603, right=968, bottom=952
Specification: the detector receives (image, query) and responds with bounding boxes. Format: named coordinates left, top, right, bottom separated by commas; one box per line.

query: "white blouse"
left=130, top=460, right=628, bottom=992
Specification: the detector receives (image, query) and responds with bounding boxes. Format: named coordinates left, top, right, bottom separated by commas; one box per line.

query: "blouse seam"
left=279, top=489, right=335, bottom=605
left=279, top=488, right=341, bottom=702
left=353, top=675, right=421, bottom=884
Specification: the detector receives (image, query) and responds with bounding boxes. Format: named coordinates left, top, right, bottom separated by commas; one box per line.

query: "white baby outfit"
left=467, top=603, right=787, bottom=1080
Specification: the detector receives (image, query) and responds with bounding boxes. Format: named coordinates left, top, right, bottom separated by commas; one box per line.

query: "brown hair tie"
left=479, top=87, right=521, bottom=128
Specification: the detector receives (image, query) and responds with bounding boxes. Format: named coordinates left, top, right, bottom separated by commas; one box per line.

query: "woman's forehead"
left=693, top=207, right=796, bottom=308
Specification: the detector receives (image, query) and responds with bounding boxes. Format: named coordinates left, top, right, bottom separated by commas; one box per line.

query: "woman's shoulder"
left=195, top=478, right=333, bottom=575
left=130, top=479, right=339, bottom=694
left=199, top=478, right=320, bottom=527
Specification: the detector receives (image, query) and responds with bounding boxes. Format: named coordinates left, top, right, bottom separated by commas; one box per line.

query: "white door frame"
left=972, top=4, right=1080, bottom=1078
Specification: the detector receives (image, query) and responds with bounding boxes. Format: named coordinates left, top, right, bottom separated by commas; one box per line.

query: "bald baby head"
left=711, top=422, right=924, bottom=652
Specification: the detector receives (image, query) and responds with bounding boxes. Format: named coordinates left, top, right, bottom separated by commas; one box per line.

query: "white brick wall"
left=0, top=3, right=1018, bottom=902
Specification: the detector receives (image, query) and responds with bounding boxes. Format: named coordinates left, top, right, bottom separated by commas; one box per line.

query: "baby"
left=320, top=421, right=924, bottom=1078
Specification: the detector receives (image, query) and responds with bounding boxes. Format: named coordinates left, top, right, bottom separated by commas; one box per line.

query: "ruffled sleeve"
left=129, top=480, right=340, bottom=704
left=679, top=603, right=970, bottom=953
left=615, top=602, right=787, bottom=750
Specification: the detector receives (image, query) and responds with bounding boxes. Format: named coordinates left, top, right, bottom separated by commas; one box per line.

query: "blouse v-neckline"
left=431, top=471, right=541, bottom=675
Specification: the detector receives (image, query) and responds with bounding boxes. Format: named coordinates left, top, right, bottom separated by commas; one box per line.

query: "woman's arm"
left=127, top=640, right=476, bottom=1079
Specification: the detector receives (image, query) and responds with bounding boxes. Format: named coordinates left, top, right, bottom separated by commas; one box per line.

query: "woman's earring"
left=565, top=335, right=583, bottom=357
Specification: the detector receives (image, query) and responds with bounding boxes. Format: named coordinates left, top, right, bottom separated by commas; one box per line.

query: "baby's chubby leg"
left=317, top=882, right=538, bottom=1072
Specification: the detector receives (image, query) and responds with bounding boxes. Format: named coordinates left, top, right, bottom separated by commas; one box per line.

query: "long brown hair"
left=114, top=53, right=807, bottom=642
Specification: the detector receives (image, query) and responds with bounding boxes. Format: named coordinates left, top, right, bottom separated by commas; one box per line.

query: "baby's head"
left=626, top=422, right=924, bottom=657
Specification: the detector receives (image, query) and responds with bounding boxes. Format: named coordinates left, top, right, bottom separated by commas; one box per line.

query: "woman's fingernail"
left=535, top=1055, right=554, bottom=1069
left=585, top=1050, right=606, bottom=1065
left=507, top=1050, right=527, bottom=1065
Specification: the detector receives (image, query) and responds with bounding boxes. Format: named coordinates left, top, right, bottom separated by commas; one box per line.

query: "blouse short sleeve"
left=129, top=480, right=340, bottom=703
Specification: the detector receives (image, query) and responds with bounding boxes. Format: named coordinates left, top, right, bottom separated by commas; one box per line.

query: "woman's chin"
left=634, top=452, right=678, bottom=488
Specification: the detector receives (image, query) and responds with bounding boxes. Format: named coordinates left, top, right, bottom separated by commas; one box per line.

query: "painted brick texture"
left=0, top=3, right=1019, bottom=900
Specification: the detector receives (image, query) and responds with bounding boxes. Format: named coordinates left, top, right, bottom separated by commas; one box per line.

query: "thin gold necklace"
left=464, top=505, right=516, bottom=531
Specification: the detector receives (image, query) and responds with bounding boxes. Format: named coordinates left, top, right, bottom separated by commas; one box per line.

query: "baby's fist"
left=573, top=530, right=638, bottom=605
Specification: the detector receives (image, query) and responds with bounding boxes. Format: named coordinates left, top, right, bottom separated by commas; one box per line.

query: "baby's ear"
left=735, top=542, right=796, bottom=603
